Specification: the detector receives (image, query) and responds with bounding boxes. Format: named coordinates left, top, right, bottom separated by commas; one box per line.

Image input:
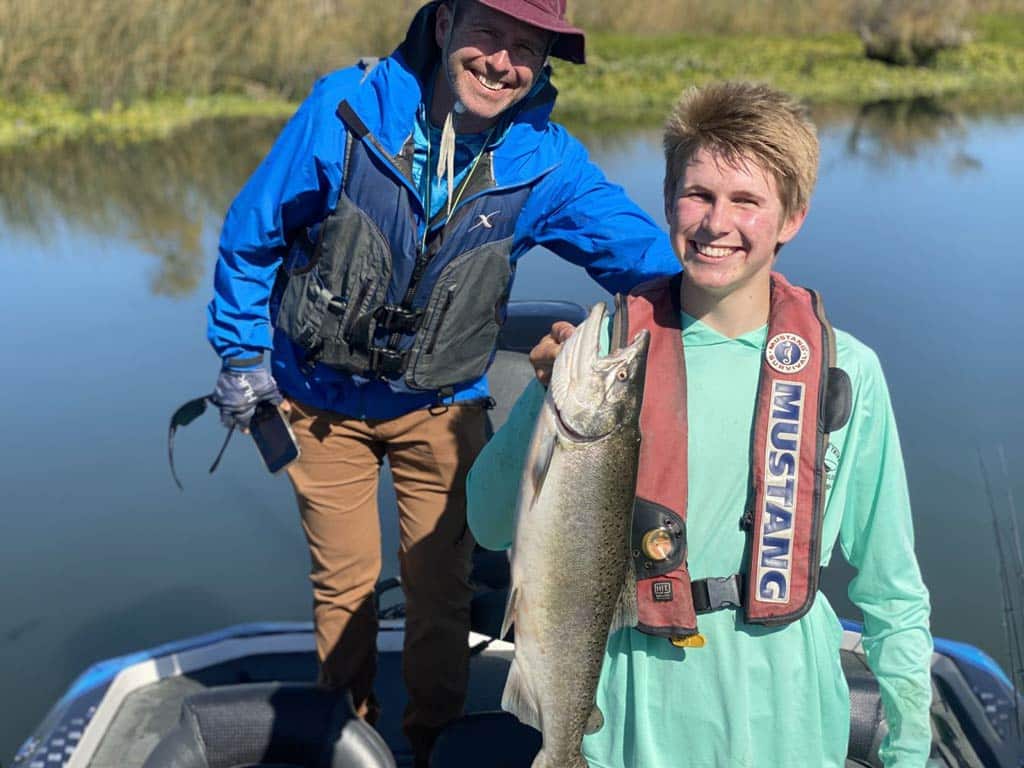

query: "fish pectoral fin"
left=499, top=585, right=519, bottom=640
left=501, top=657, right=542, bottom=732
left=607, top=559, right=639, bottom=634
left=528, top=416, right=557, bottom=506
left=584, top=704, right=605, bottom=735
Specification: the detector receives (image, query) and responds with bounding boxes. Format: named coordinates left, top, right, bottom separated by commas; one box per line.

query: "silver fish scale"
left=507, top=409, right=641, bottom=767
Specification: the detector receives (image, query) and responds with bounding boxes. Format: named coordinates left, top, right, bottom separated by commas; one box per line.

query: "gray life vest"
left=275, top=99, right=545, bottom=395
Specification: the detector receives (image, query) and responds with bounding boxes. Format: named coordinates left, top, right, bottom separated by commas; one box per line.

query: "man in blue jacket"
left=206, top=1, right=678, bottom=763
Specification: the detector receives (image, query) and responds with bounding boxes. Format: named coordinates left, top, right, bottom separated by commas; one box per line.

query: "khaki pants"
left=284, top=398, right=487, bottom=762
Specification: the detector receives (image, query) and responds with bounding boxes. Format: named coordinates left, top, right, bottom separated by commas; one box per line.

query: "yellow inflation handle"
left=670, top=633, right=706, bottom=649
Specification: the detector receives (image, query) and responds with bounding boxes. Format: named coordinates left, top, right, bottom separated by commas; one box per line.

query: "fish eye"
left=615, top=368, right=628, bottom=381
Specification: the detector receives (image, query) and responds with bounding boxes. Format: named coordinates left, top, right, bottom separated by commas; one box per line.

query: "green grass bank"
left=1, top=4, right=1022, bottom=148
left=556, top=16, right=1024, bottom=128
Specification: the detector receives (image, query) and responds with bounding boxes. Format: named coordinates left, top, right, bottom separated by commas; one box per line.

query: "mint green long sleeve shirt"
left=466, top=313, right=933, bottom=768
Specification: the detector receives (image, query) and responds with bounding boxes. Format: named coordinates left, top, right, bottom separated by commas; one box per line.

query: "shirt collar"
left=681, top=312, right=768, bottom=348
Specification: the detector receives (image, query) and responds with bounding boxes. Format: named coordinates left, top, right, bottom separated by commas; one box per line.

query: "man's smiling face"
left=434, top=0, right=551, bottom=133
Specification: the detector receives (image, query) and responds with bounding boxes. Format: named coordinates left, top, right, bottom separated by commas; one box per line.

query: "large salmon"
left=501, top=301, right=649, bottom=768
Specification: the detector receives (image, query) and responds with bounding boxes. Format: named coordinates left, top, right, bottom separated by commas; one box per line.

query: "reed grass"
left=0, top=0, right=421, bottom=106
left=1, top=0, right=1022, bottom=145
left=2, top=0, right=1022, bottom=106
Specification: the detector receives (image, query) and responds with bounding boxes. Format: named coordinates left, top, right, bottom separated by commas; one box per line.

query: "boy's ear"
left=778, top=206, right=808, bottom=246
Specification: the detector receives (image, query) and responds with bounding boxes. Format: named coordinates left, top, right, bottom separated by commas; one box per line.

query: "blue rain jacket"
left=206, top=2, right=679, bottom=419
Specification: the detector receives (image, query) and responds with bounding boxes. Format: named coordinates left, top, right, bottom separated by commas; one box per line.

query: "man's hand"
left=529, top=321, right=577, bottom=387
left=212, top=366, right=283, bottom=431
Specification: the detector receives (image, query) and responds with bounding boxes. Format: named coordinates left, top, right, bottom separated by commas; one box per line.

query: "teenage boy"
left=467, top=81, right=933, bottom=767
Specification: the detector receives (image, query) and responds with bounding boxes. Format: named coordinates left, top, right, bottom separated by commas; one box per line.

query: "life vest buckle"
left=374, top=304, right=423, bottom=334
left=692, top=575, right=743, bottom=614
left=367, top=346, right=409, bottom=380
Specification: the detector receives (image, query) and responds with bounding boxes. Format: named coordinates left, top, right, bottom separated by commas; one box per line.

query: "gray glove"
left=212, top=362, right=283, bottom=430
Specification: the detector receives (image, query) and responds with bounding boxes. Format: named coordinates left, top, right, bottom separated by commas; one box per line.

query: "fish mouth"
left=548, top=302, right=608, bottom=442
left=548, top=302, right=647, bottom=442
left=568, top=301, right=608, bottom=384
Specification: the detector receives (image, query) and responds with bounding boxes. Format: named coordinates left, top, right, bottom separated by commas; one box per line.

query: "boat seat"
left=496, top=300, right=589, bottom=355
left=429, top=712, right=540, bottom=768
left=842, top=650, right=886, bottom=767
left=141, top=682, right=396, bottom=768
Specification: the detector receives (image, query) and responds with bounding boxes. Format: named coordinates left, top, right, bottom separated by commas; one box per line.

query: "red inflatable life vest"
left=617, top=273, right=850, bottom=639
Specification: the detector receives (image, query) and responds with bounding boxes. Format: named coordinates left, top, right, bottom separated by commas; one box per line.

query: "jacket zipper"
left=357, top=135, right=559, bottom=352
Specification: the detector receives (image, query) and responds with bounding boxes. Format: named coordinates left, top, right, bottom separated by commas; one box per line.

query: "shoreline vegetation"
left=1, top=2, right=1023, bottom=148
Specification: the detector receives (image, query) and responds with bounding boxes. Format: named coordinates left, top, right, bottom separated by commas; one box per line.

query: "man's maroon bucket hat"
left=473, top=0, right=586, bottom=64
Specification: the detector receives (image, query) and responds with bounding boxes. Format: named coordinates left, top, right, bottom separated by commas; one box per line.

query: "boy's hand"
left=529, top=321, right=577, bottom=387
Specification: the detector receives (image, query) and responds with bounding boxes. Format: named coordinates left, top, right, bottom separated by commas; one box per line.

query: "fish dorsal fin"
left=584, top=704, right=605, bottom=735
left=501, top=656, right=542, bottom=732
left=607, top=558, right=638, bottom=634
left=500, top=584, right=519, bottom=640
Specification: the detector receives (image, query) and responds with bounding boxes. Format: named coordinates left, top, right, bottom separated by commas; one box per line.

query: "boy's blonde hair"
left=663, top=81, right=819, bottom=221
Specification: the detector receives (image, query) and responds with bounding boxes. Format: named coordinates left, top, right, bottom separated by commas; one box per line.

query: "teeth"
left=695, top=242, right=736, bottom=258
left=476, top=74, right=504, bottom=91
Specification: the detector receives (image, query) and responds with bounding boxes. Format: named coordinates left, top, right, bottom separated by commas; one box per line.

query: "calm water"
left=2, top=101, right=1023, bottom=760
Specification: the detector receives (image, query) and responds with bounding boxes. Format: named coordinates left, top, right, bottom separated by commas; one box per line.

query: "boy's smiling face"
left=668, top=146, right=806, bottom=302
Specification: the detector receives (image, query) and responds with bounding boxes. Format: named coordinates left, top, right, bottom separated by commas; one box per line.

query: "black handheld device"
left=250, top=400, right=301, bottom=474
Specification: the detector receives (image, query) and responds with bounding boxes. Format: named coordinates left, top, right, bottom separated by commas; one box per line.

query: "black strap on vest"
left=374, top=304, right=424, bottom=334
left=336, top=100, right=369, bottom=139
left=691, top=575, right=744, bottom=614
left=367, top=347, right=409, bottom=380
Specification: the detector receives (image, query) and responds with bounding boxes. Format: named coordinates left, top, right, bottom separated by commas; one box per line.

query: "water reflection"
left=0, top=118, right=283, bottom=296
left=0, top=97, right=1007, bottom=299
left=844, top=97, right=981, bottom=172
